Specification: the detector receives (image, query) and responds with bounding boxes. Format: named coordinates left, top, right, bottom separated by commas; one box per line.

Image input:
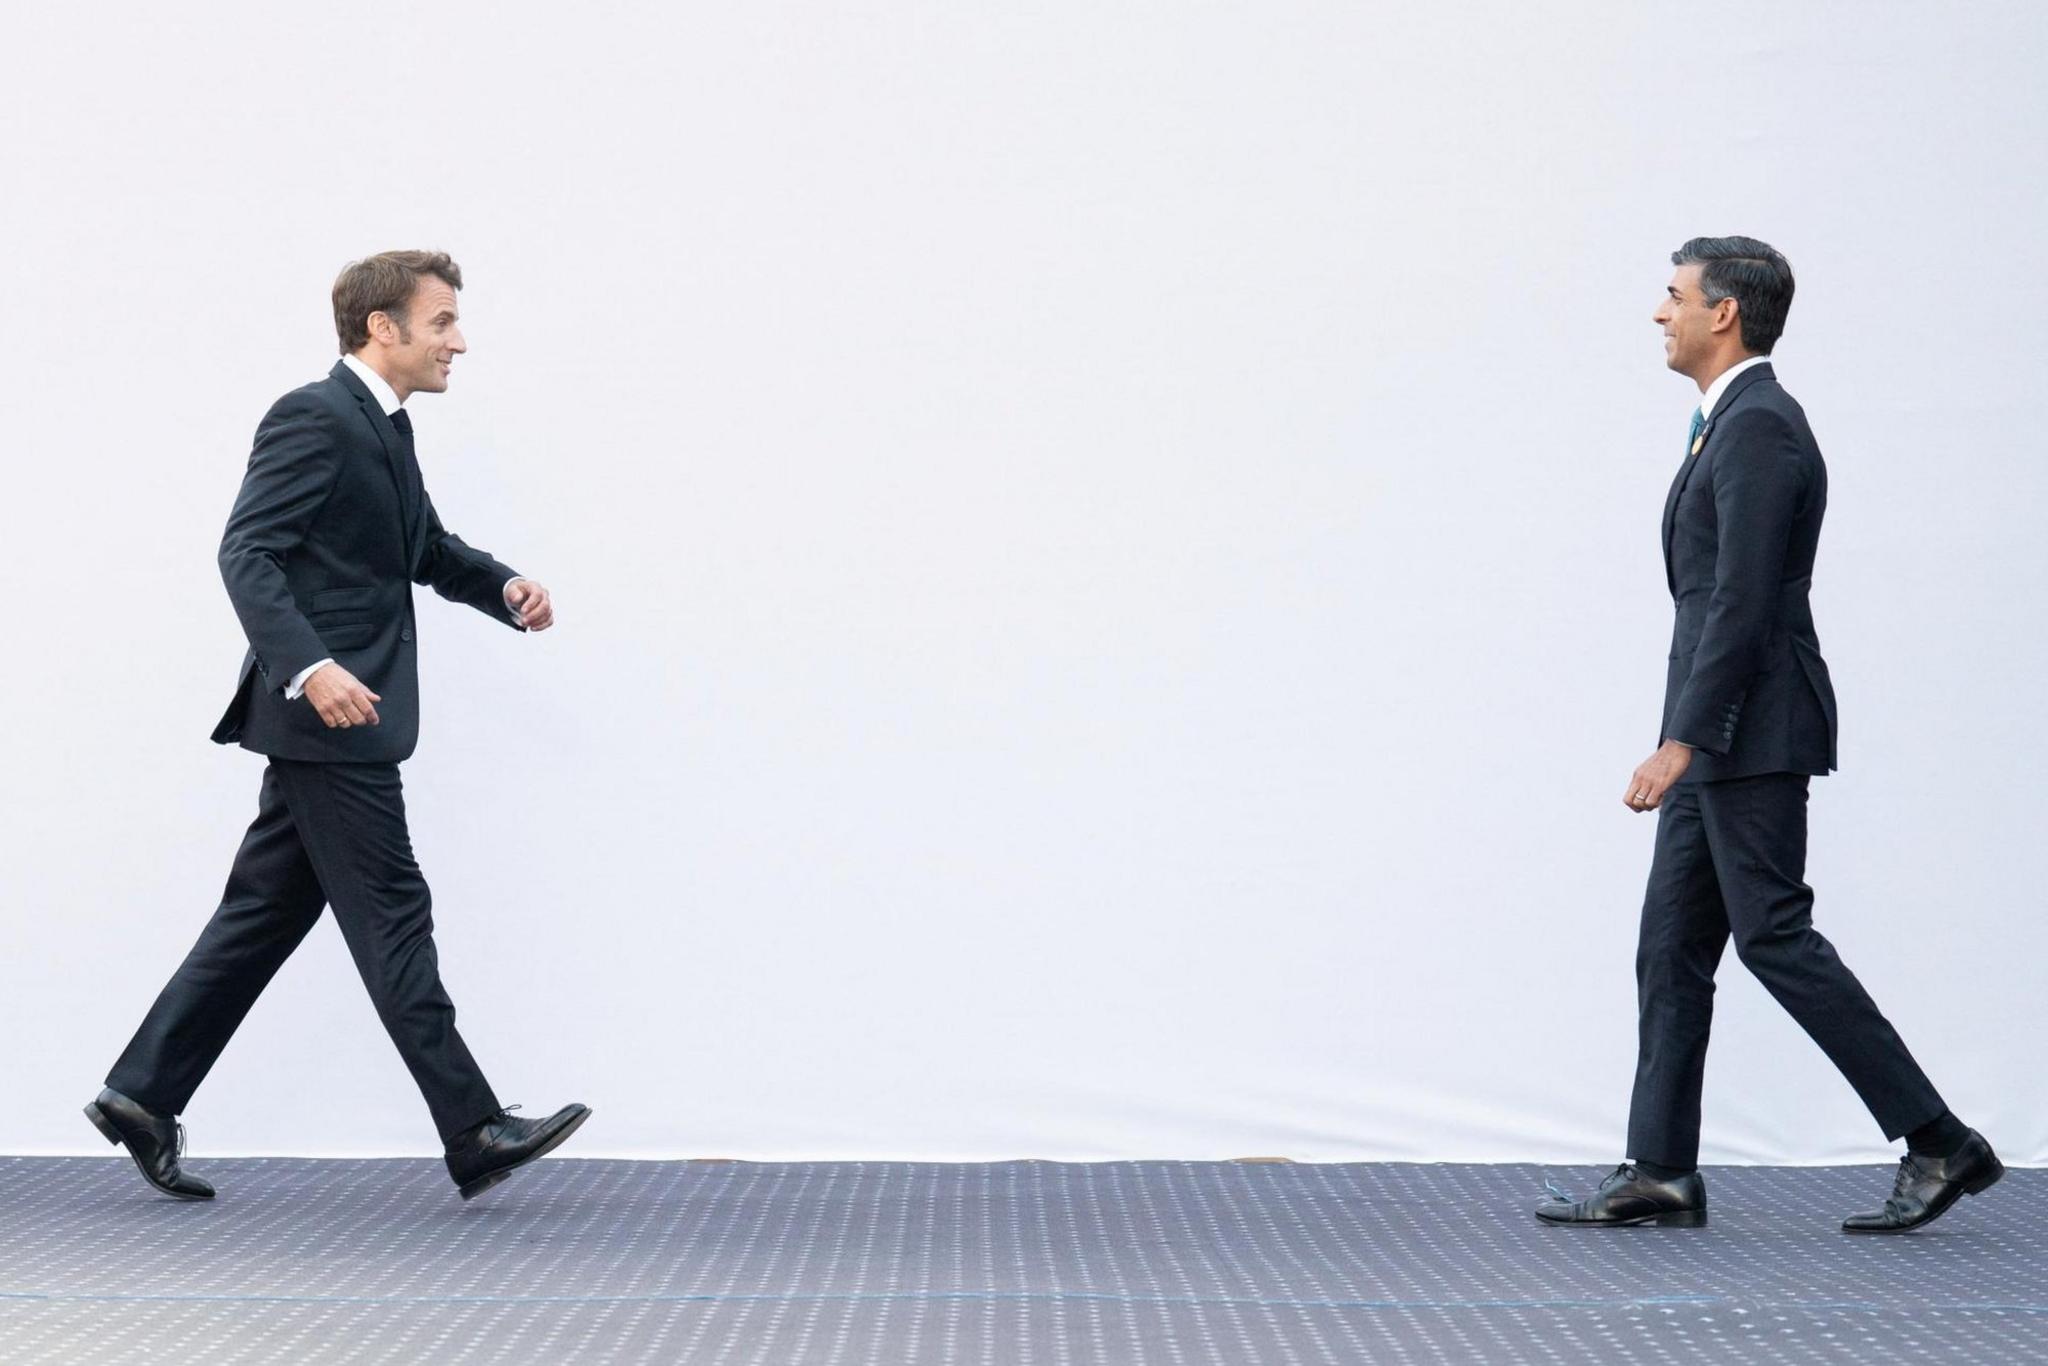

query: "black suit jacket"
left=210, top=361, right=524, bottom=763
left=1659, top=361, right=1838, bottom=782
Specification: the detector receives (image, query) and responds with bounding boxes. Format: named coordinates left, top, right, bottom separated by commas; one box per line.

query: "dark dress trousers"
left=109, top=361, right=524, bottom=1141
left=1625, top=362, right=1946, bottom=1169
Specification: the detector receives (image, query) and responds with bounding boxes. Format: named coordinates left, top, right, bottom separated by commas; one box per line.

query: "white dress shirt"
left=341, top=351, right=402, bottom=417
left=285, top=355, right=524, bottom=700
left=1698, top=353, right=1772, bottom=422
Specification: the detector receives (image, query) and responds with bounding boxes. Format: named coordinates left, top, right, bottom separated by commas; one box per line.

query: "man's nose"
left=449, top=328, right=468, bottom=354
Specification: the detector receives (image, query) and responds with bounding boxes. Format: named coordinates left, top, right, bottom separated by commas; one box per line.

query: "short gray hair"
left=1671, top=236, right=1794, bottom=354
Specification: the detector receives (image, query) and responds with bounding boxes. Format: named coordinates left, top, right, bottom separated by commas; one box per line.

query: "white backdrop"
left=3, top=2, right=2043, bottom=1165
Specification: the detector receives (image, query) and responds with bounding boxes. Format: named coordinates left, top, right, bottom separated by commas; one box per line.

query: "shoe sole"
left=457, top=1106, right=593, bottom=1202
left=1841, top=1158, right=2006, bottom=1235
left=1536, top=1207, right=1707, bottom=1228
left=84, top=1103, right=213, bottom=1202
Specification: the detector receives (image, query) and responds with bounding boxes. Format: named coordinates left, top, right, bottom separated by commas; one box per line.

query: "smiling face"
left=364, top=276, right=466, bottom=400
left=1653, top=264, right=1741, bottom=386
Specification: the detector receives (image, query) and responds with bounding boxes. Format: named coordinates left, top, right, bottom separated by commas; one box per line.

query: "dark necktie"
left=1686, top=407, right=1705, bottom=457
left=384, top=408, right=424, bottom=553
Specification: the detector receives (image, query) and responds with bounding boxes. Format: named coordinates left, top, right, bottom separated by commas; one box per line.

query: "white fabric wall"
left=3, top=2, right=2043, bottom=1164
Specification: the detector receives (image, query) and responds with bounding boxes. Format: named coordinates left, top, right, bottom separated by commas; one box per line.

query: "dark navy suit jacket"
left=1659, top=361, right=1839, bottom=782
left=210, top=360, right=525, bottom=763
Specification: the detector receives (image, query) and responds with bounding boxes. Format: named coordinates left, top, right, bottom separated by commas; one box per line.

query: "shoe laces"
left=480, top=1104, right=523, bottom=1135
left=1600, top=1163, right=1641, bottom=1191
left=1539, top=1166, right=1628, bottom=1205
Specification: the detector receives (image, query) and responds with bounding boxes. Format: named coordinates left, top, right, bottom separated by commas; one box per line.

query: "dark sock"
left=1905, top=1109, right=1970, bottom=1159
left=1633, top=1159, right=1694, bottom=1181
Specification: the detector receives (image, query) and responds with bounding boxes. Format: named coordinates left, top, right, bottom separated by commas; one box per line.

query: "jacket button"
left=401, top=628, right=414, bottom=642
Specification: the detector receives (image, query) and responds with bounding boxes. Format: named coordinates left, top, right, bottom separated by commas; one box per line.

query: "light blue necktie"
left=1686, top=407, right=1705, bottom=456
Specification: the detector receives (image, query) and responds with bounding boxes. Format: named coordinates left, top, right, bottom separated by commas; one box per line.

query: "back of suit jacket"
left=211, top=361, right=524, bottom=763
left=1659, top=362, right=1838, bottom=782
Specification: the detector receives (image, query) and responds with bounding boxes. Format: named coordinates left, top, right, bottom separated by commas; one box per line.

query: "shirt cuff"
left=286, top=658, right=333, bottom=701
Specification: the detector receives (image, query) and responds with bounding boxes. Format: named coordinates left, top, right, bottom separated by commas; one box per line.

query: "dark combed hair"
left=1671, top=236, right=1794, bottom=354
left=331, top=250, right=463, bottom=354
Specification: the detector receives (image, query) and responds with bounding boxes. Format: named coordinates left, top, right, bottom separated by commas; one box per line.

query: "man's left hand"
left=1625, top=740, right=1693, bottom=812
left=505, top=578, right=554, bottom=632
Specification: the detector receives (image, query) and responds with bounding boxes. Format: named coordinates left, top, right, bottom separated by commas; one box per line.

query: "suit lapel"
left=402, top=450, right=430, bottom=574
left=1660, top=445, right=1702, bottom=592
left=1660, top=361, right=1776, bottom=593
left=328, top=361, right=424, bottom=558
left=1654, top=432, right=1703, bottom=593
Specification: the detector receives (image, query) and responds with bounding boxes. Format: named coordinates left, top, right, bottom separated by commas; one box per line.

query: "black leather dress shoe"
left=1535, top=1164, right=1707, bottom=1227
left=1842, top=1131, right=2003, bottom=1233
left=84, top=1088, right=214, bottom=1201
left=444, top=1103, right=592, bottom=1200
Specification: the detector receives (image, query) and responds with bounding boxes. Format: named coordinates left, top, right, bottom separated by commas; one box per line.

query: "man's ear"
left=1710, top=296, right=1741, bottom=337
left=366, top=310, right=398, bottom=346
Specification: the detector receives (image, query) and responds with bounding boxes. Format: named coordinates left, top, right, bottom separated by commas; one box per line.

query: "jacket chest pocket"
left=308, top=587, right=377, bottom=652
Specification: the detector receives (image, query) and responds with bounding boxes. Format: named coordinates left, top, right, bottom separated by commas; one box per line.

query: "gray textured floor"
left=1, top=1158, right=2041, bottom=1365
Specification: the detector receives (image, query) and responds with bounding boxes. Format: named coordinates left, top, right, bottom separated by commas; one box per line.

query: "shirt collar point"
left=340, top=353, right=403, bottom=416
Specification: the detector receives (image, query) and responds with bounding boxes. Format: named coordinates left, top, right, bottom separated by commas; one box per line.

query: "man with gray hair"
left=1536, top=237, right=2000, bottom=1233
left=87, top=251, right=590, bottom=1202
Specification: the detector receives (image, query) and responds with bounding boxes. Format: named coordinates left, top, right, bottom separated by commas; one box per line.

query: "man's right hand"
left=301, top=662, right=381, bottom=729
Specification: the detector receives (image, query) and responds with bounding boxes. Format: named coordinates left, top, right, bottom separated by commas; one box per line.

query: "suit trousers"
left=107, top=760, right=500, bottom=1143
left=1625, top=772, right=1945, bottom=1169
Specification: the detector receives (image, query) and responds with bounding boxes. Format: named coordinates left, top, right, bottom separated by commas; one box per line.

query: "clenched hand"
left=504, top=578, right=554, bottom=632
left=303, top=663, right=381, bottom=729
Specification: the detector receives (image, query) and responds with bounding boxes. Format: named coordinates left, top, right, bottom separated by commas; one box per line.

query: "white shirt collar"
left=341, top=353, right=403, bottom=416
left=1698, top=354, right=1772, bottom=421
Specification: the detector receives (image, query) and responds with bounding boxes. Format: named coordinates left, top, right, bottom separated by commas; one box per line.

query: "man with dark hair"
left=1536, top=237, right=2000, bottom=1233
left=86, top=251, right=590, bottom=1203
